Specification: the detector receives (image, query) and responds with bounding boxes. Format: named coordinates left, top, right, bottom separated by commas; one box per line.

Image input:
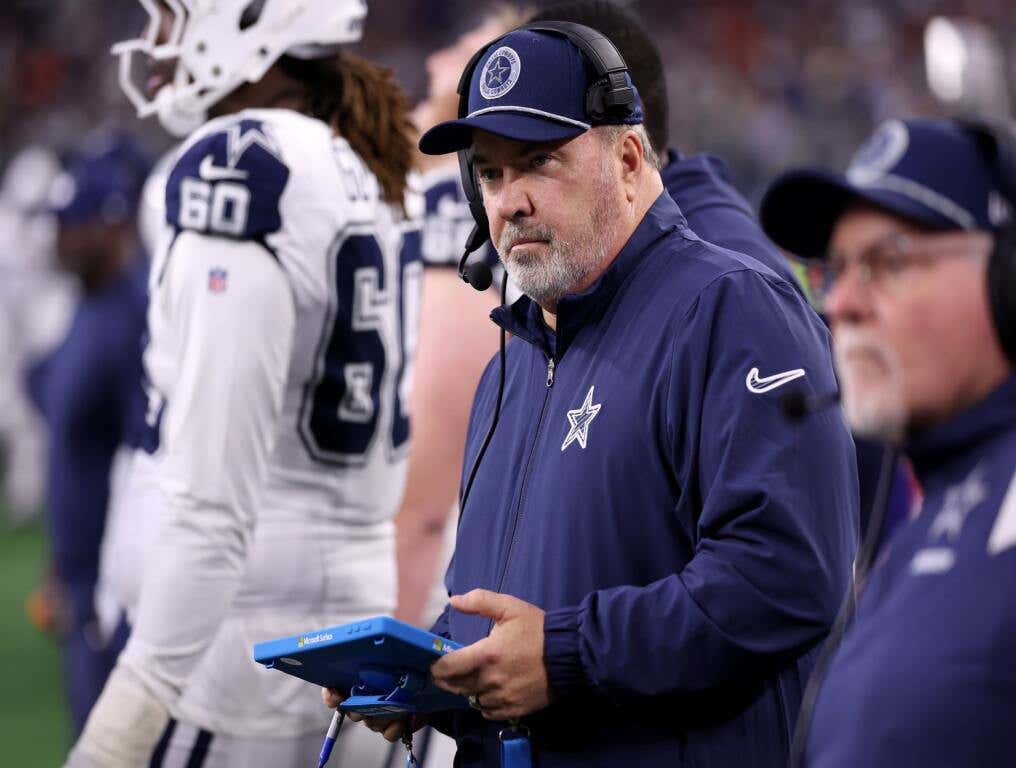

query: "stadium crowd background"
left=0, top=0, right=1013, bottom=765
left=3, top=0, right=1015, bottom=200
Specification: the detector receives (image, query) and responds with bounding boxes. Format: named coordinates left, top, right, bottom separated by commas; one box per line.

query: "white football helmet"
left=112, top=0, right=368, bottom=137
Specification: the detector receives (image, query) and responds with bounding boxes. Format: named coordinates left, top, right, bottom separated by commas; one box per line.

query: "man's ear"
left=618, top=130, right=643, bottom=202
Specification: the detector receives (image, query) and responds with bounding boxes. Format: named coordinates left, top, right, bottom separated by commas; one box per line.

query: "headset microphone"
left=456, top=222, right=494, bottom=292
left=461, top=256, right=494, bottom=291
left=781, top=390, right=841, bottom=422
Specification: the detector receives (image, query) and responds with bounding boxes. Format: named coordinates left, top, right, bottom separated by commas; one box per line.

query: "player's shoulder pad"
left=166, top=116, right=291, bottom=240
left=414, top=166, right=487, bottom=267
left=422, top=175, right=464, bottom=217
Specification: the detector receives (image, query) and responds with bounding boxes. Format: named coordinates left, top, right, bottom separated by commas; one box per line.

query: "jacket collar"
left=905, top=373, right=1016, bottom=481
left=491, top=191, right=686, bottom=358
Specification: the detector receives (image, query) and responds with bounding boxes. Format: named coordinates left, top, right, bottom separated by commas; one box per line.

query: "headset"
left=454, top=21, right=638, bottom=517
left=453, top=20, right=638, bottom=292
left=961, top=118, right=1016, bottom=366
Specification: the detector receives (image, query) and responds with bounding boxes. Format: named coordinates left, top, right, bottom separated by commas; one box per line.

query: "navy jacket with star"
left=806, top=374, right=1016, bottom=767
left=434, top=192, right=859, bottom=767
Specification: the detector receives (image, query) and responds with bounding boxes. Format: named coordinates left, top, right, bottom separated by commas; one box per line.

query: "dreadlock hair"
left=528, top=1, right=670, bottom=153
left=278, top=52, right=414, bottom=211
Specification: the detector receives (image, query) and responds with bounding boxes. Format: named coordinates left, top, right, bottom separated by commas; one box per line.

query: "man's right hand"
left=321, top=687, right=419, bottom=743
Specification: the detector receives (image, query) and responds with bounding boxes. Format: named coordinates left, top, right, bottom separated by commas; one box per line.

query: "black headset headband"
left=958, top=117, right=1016, bottom=366
left=960, top=117, right=1016, bottom=210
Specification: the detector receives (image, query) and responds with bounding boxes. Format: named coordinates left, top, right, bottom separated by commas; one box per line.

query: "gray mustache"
left=499, top=223, right=554, bottom=254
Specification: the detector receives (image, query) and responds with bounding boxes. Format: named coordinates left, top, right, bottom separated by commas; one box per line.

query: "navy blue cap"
left=760, top=118, right=1015, bottom=259
left=419, top=28, right=643, bottom=155
left=48, top=134, right=151, bottom=227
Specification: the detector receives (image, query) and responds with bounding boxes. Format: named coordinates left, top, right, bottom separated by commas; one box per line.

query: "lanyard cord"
left=788, top=446, right=898, bottom=767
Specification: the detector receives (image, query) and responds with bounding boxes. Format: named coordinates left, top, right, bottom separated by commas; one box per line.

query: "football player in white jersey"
left=66, top=2, right=421, bottom=766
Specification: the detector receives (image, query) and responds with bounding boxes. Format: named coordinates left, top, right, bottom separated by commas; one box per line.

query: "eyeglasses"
left=817, top=230, right=991, bottom=301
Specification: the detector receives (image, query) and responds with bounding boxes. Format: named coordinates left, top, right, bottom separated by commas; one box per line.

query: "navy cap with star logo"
left=418, top=28, right=643, bottom=156
left=760, top=118, right=1015, bottom=259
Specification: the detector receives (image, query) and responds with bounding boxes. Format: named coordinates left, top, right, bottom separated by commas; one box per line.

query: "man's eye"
left=531, top=154, right=551, bottom=168
left=476, top=168, right=499, bottom=183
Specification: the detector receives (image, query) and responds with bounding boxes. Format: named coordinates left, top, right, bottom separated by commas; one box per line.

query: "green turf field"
left=0, top=520, right=72, bottom=766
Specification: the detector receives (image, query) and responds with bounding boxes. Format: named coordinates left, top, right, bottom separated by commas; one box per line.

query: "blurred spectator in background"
left=25, top=132, right=151, bottom=735
left=761, top=117, right=1016, bottom=766
left=4, top=1, right=1014, bottom=207
left=0, top=144, right=72, bottom=526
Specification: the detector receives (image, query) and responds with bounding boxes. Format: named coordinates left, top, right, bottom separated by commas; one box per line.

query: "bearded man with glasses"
left=760, top=118, right=1016, bottom=766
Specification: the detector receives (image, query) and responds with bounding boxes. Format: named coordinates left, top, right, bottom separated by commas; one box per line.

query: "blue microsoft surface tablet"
left=253, top=616, right=469, bottom=715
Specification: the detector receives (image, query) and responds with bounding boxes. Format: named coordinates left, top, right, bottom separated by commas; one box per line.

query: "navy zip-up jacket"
left=435, top=192, right=858, bottom=767
left=807, top=374, right=1016, bottom=766
left=27, top=257, right=148, bottom=624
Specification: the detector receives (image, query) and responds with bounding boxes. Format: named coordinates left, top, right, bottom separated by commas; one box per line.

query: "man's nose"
left=825, top=263, right=873, bottom=327
left=493, top=171, right=534, bottom=222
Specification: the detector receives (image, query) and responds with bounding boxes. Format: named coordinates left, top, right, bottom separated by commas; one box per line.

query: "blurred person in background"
left=0, top=145, right=73, bottom=526
left=760, top=117, right=1016, bottom=766
left=66, top=1, right=421, bottom=766
left=24, top=132, right=151, bottom=736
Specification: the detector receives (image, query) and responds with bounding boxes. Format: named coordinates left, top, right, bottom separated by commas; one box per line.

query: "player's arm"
left=66, top=231, right=295, bottom=767
left=543, top=271, right=858, bottom=702
left=394, top=267, right=498, bottom=625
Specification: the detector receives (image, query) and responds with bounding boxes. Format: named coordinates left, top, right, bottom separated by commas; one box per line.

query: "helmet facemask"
left=112, top=0, right=368, bottom=137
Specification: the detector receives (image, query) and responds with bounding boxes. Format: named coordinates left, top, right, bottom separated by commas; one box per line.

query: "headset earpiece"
left=586, top=71, right=637, bottom=122
left=961, top=118, right=1016, bottom=366
left=987, top=225, right=1016, bottom=364
left=522, top=21, right=636, bottom=124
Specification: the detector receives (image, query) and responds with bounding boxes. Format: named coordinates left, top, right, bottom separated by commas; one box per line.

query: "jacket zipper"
left=493, top=355, right=555, bottom=599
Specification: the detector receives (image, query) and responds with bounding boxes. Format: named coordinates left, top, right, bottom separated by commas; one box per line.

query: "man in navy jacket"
left=346, top=25, right=859, bottom=767
left=28, top=136, right=149, bottom=734
left=761, top=119, right=1016, bottom=765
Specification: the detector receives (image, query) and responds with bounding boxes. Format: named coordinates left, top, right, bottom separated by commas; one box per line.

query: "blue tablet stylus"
left=317, top=710, right=344, bottom=768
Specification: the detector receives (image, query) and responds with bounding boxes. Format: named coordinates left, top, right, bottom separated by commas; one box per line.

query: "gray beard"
left=497, top=186, right=617, bottom=308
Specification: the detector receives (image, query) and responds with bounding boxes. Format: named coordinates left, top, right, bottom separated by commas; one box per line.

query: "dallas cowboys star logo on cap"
left=479, top=45, right=521, bottom=100
left=561, top=385, right=602, bottom=452
left=486, top=58, right=509, bottom=87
